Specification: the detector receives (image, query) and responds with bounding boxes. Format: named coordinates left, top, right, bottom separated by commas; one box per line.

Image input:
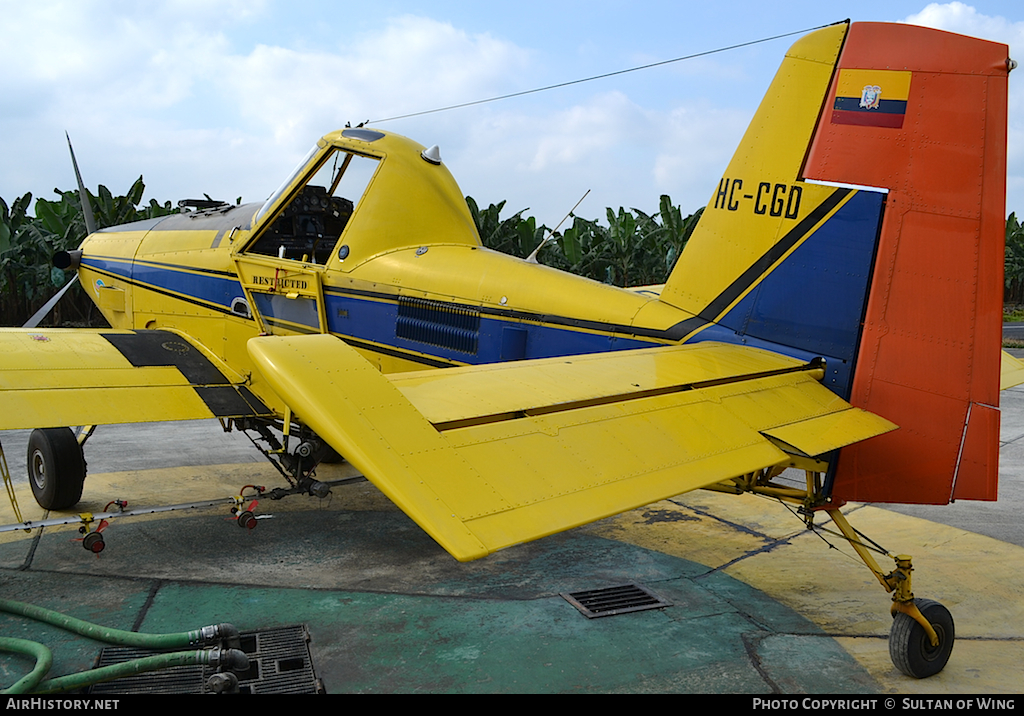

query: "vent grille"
left=89, top=625, right=322, bottom=694
left=561, top=582, right=671, bottom=618
left=396, top=296, right=479, bottom=354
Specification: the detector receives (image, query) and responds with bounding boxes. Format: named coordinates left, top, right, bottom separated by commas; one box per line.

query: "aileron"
left=0, top=328, right=270, bottom=430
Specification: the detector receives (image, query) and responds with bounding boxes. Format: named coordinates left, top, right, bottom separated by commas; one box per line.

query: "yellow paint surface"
left=836, top=69, right=912, bottom=101
left=249, top=335, right=892, bottom=562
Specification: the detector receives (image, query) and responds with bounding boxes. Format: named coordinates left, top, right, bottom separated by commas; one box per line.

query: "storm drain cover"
left=561, top=582, right=671, bottom=618
left=89, top=625, right=322, bottom=694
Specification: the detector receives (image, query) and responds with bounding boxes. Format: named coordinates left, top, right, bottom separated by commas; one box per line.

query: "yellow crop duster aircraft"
left=0, top=21, right=1016, bottom=678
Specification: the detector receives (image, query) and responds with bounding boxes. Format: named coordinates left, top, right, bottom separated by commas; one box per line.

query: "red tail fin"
left=805, top=23, right=1012, bottom=504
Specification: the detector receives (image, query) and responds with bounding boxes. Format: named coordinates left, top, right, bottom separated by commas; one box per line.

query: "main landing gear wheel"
left=889, top=598, right=955, bottom=678
left=319, top=446, right=344, bottom=464
left=26, top=428, right=86, bottom=510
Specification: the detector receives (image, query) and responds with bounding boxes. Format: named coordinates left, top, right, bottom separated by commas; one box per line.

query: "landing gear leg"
left=27, top=428, right=87, bottom=510
left=232, top=417, right=334, bottom=499
left=710, top=468, right=956, bottom=678
left=826, top=509, right=954, bottom=678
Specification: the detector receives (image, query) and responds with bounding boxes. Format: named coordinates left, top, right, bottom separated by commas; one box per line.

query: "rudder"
left=806, top=22, right=1011, bottom=504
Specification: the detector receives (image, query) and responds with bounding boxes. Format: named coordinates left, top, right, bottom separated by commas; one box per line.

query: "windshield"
left=244, top=147, right=381, bottom=264
left=254, top=145, right=321, bottom=225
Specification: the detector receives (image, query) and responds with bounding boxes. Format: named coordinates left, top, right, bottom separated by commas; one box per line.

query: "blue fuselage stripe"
left=80, top=256, right=660, bottom=367
left=83, top=256, right=245, bottom=314
left=324, top=292, right=656, bottom=365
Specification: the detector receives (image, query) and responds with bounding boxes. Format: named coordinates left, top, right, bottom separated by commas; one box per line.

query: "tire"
left=889, top=598, right=955, bottom=678
left=26, top=428, right=87, bottom=510
left=320, top=446, right=345, bottom=464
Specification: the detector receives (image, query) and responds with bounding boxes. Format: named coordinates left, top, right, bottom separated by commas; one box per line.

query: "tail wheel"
left=26, top=428, right=86, bottom=510
left=889, top=598, right=955, bottom=678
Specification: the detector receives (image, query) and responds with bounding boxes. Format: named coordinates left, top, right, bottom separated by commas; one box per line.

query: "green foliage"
left=466, top=197, right=529, bottom=256
left=0, top=178, right=179, bottom=327
left=468, top=194, right=701, bottom=287
left=1, top=193, right=64, bottom=324
left=1003, top=306, right=1024, bottom=323
left=1006, top=212, right=1024, bottom=304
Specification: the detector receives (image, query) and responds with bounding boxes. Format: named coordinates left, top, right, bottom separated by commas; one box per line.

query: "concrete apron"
left=1, top=457, right=1022, bottom=693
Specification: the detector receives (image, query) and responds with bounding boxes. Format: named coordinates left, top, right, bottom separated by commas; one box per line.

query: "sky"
left=1, top=1, right=1022, bottom=225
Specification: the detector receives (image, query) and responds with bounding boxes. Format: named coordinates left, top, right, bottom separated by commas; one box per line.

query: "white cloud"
left=0, top=3, right=733, bottom=218
left=0, top=8, right=536, bottom=206
left=523, top=92, right=643, bottom=172
left=0, top=2, right=251, bottom=92
left=219, top=16, right=532, bottom=149
left=902, top=3, right=1024, bottom=213
left=432, top=87, right=747, bottom=224
left=0, top=0, right=785, bottom=221
left=652, top=104, right=747, bottom=191
left=903, top=2, right=1024, bottom=48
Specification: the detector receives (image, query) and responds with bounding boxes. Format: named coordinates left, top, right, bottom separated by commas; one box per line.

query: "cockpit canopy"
left=245, top=128, right=480, bottom=270
left=248, top=146, right=379, bottom=264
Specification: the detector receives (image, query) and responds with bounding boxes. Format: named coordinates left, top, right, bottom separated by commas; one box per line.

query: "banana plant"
left=1006, top=212, right=1024, bottom=304
left=1, top=193, right=64, bottom=324
left=34, top=176, right=171, bottom=246
left=2, top=177, right=179, bottom=326
left=466, top=197, right=527, bottom=256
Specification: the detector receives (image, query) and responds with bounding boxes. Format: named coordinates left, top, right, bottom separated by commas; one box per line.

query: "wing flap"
left=248, top=335, right=897, bottom=561
left=0, top=328, right=271, bottom=430
left=390, top=341, right=807, bottom=425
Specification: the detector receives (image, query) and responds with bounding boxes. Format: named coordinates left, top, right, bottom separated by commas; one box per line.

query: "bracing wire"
left=370, top=21, right=847, bottom=124
left=773, top=495, right=892, bottom=560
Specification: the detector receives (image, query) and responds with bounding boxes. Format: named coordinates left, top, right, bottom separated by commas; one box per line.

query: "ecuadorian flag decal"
left=831, top=69, right=911, bottom=129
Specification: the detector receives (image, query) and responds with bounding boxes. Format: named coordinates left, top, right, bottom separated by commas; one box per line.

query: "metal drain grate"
left=561, top=582, right=671, bottom=618
left=89, top=625, right=322, bottom=694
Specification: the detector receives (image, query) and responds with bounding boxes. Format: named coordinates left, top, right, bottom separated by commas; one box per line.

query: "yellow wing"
left=248, top=335, right=896, bottom=561
left=0, top=328, right=272, bottom=430
left=1001, top=350, right=1024, bottom=390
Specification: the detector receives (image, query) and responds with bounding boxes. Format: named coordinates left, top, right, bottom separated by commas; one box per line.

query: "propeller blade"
left=66, top=133, right=97, bottom=237
left=23, top=274, right=79, bottom=328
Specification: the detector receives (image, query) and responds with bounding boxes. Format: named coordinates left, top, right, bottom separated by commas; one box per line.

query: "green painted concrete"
left=0, top=509, right=878, bottom=693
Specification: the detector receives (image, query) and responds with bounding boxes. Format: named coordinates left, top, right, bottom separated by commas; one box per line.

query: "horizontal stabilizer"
left=1002, top=351, right=1024, bottom=391
left=0, top=328, right=272, bottom=430
left=760, top=409, right=898, bottom=459
left=248, top=335, right=895, bottom=561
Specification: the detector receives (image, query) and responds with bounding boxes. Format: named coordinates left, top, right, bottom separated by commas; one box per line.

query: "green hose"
left=33, top=649, right=246, bottom=694
left=0, top=598, right=238, bottom=649
left=0, top=638, right=52, bottom=694
left=0, top=598, right=244, bottom=694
